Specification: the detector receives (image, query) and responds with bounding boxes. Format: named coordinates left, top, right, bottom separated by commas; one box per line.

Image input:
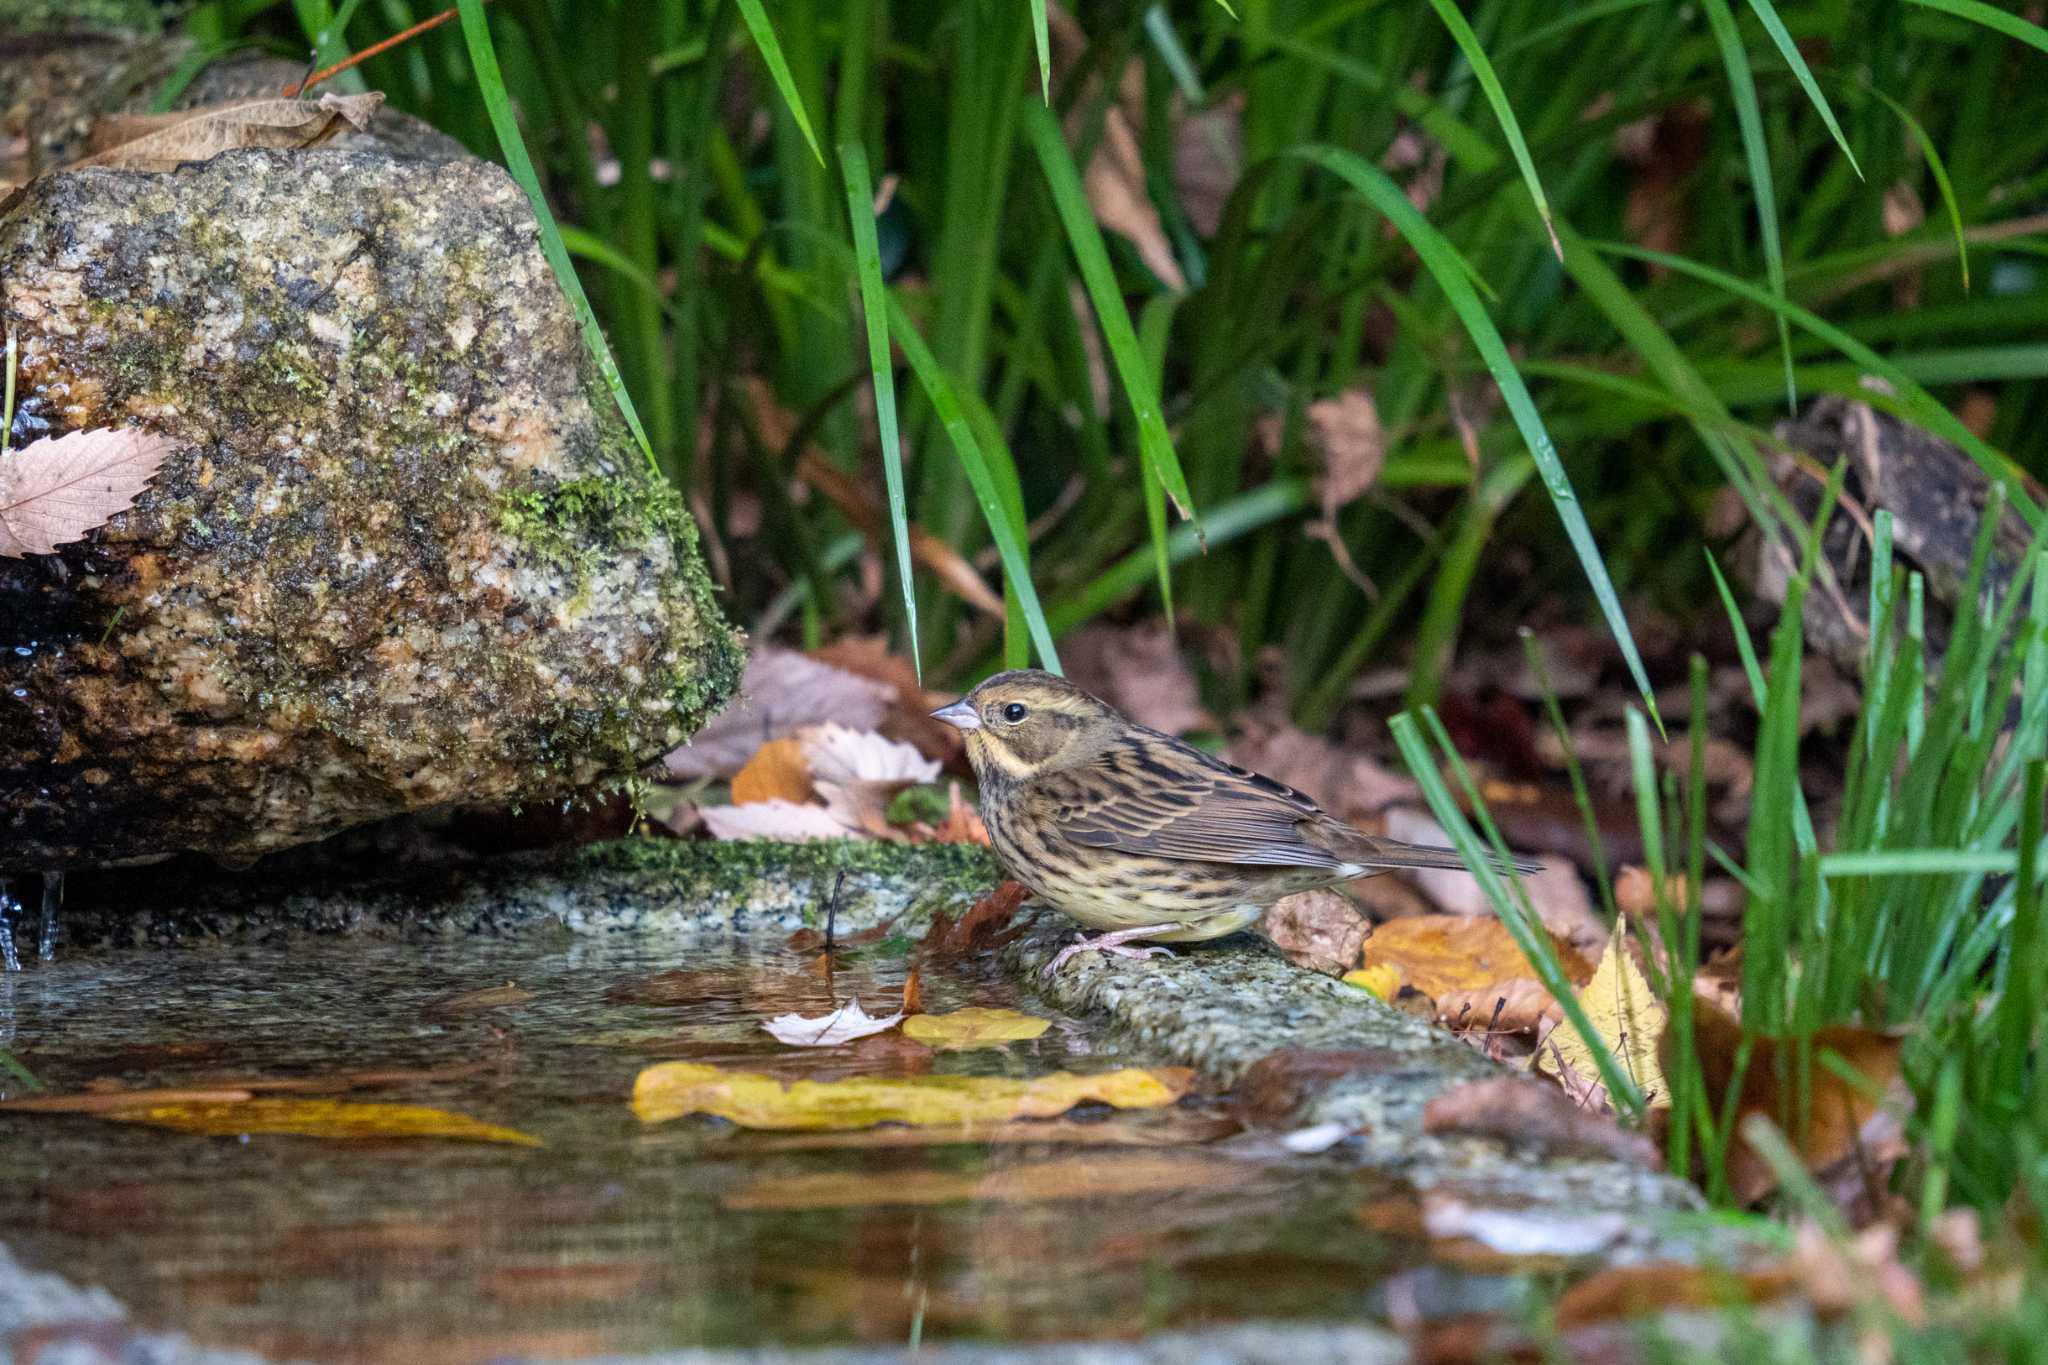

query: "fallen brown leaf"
left=663, top=647, right=893, bottom=779
left=1437, top=977, right=1560, bottom=1035
left=1359, top=913, right=1592, bottom=1002
left=1261, top=889, right=1368, bottom=976
left=1172, top=91, right=1243, bottom=237
left=899, top=963, right=924, bottom=1016
left=730, top=736, right=815, bottom=806
left=0, top=427, right=178, bottom=557
left=1062, top=621, right=1210, bottom=736
left=1555, top=1259, right=1799, bottom=1328
left=922, top=880, right=1029, bottom=956
left=1082, top=99, right=1186, bottom=292
left=1423, top=1076, right=1658, bottom=1167
left=1693, top=1002, right=1909, bottom=1205
left=78, top=93, right=382, bottom=171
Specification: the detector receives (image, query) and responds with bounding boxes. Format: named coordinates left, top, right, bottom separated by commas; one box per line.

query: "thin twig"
left=281, top=0, right=499, bottom=97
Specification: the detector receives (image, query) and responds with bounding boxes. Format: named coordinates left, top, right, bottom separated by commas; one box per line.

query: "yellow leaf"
left=1342, top=964, right=1402, bottom=1002
left=632, top=1062, right=1191, bottom=1130
left=1540, top=922, right=1670, bottom=1109
left=730, top=736, right=815, bottom=805
left=105, top=1098, right=542, bottom=1145
left=900, top=1007, right=1050, bottom=1049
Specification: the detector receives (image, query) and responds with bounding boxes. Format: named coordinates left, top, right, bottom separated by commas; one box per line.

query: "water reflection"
left=0, top=931, right=1514, bottom=1361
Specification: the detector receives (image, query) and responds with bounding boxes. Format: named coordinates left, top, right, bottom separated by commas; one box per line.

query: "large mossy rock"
left=0, top=142, right=741, bottom=871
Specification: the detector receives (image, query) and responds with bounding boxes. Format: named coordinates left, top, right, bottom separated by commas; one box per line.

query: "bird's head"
left=930, top=669, right=1119, bottom=783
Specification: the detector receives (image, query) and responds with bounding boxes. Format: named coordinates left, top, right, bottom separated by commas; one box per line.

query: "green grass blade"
left=1744, top=0, right=1861, bottom=177
left=839, top=142, right=921, bottom=681
left=734, top=0, right=825, bottom=165
left=1422, top=0, right=1561, bottom=258
left=885, top=299, right=1062, bottom=673
left=1024, top=100, right=1204, bottom=547
left=1029, top=0, right=1051, bottom=102
left=1595, top=240, right=2044, bottom=529
left=454, top=0, right=657, bottom=475
left=1137, top=294, right=1181, bottom=623
left=1287, top=144, right=1662, bottom=733
left=1702, top=0, right=1796, bottom=411
left=1904, top=0, right=2048, bottom=56
left=1863, top=83, right=1971, bottom=288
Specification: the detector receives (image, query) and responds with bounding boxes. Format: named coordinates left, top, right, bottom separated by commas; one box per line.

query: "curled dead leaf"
left=76, top=93, right=383, bottom=172
left=1261, top=889, right=1368, bottom=976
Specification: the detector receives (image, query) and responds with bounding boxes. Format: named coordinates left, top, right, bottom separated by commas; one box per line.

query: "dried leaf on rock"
left=922, top=880, right=1029, bottom=956
left=76, top=93, right=383, bottom=171
left=664, top=648, right=892, bottom=779
left=723, top=1152, right=1248, bottom=1210
left=632, top=1062, right=1192, bottom=1129
left=1423, top=1076, right=1658, bottom=1167
left=699, top=799, right=848, bottom=842
left=1261, top=889, right=1368, bottom=976
left=1538, top=922, right=1669, bottom=1110
left=1062, top=622, right=1210, bottom=736
left=761, top=998, right=904, bottom=1048
left=730, top=737, right=814, bottom=806
left=0, top=427, right=176, bottom=557
left=103, top=1098, right=541, bottom=1145
left=1359, top=914, right=1590, bottom=1002
left=901, top=1008, right=1050, bottom=1050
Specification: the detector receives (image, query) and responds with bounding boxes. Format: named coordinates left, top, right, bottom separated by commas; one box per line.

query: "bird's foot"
left=1042, top=924, right=1180, bottom=977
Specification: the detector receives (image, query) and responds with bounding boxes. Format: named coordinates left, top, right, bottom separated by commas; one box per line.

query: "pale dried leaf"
left=1083, top=104, right=1186, bottom=292
left=1305, top=390, right=1386, bottom=519
left=0, top=427, right=176, bottom=557
left=1172, top=92, right=1243, bottom=238
left=699, top=799, right=849, bottom=842
left=664, top=649, right=892, bottom=779
left=75, top=93, right=383, bottom=172
left=800, top=723, right=940, bottom=786
left=1539, top=921, right=1669, bottom=1110
left=762, top=998, right=905, bottom=1047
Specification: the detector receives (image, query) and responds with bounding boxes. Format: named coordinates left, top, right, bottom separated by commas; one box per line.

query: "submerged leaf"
left=723, top=1152, right=1249, bottom=1209
left=761, top=998, right=905, bottom=1047
left=0, top=427, right=176, bottom=557
left=633, top=1062, right=1192, bottom=1129
left=104, top=1098, right=541, bottom=1145
left=901, top=1007, right=1051, bottom=1049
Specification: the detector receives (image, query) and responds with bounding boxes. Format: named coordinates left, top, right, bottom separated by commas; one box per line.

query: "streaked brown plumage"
left=932, top=669, right=1538, bottom=972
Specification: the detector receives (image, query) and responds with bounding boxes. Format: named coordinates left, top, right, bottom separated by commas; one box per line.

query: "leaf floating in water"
left=104, top=1098, right=542, bottom=1146
left=761, top=998, right=904, bottom=1047
left=633, top=1062, right=1193, bottom=1130
left=901, top=1007, right=1050, bottom=1050
left=76, top=93, right=384, bottom=172
left=0, top=428, right=177, bottom=557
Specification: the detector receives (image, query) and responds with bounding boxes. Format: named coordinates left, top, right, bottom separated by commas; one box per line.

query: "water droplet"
left=0, top=882, right=20, bottom=974
left=37, top=871, right=61, bottom=963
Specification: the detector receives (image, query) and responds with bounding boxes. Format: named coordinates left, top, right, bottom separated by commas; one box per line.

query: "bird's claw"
left=1041, top=925, right=1179, bottom=977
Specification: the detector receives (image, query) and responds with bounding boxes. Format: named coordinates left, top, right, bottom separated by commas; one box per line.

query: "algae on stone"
left=0, top=145, right=741, bottom=869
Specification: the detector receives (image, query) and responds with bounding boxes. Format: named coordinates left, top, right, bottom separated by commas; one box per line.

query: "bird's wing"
left=1029, top=730, right=1349, bottom=869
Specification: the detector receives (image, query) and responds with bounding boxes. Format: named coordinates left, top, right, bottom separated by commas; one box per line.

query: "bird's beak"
left=930, top=699, right=981, bottom=732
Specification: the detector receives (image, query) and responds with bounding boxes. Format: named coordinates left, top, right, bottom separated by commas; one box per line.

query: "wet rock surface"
left=0, top=116, right=741, bottom=871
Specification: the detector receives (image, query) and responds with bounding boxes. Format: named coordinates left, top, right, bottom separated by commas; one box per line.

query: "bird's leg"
left=1043, top=924, right=1180, bottom=976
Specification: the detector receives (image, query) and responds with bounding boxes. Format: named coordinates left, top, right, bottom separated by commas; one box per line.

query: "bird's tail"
left=1351, top=837, right=1543, bottom=877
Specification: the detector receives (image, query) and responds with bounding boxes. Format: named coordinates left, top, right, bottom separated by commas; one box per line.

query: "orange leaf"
left=731, top=737, right=815, bottom=805
left=1360, top=914, right=1592, bottom=1001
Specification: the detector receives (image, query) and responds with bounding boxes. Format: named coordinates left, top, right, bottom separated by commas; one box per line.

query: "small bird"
left=932, top=669, right=1540, bottom=974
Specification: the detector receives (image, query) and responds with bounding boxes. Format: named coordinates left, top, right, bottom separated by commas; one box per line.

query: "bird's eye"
left=1002, top=702, right=1028, bottom=723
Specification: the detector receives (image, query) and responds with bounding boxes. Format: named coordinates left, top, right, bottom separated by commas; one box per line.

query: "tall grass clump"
left=1397, top=496, right=2048, bottom=1213
left=171, top=0, right=2048, bottom=711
